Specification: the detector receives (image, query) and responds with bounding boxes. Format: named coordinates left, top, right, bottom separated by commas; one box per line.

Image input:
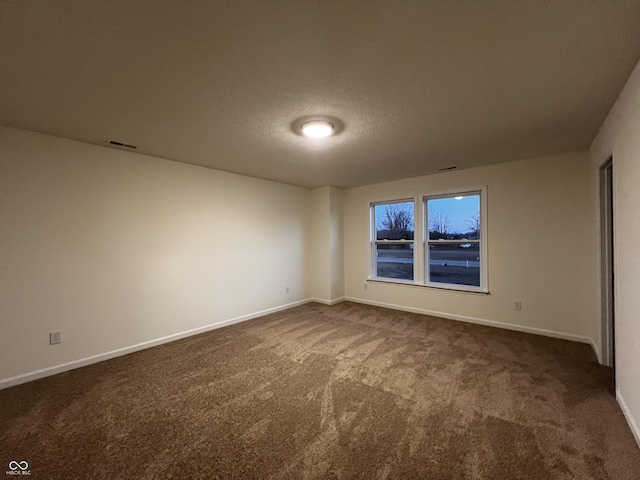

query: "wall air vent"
left=438, top=166, right=457, bottom=171
left=108, top=140, right=137, bottom=149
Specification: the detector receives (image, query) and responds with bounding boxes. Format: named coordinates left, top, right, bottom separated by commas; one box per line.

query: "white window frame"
left=423, top=187, right=488, bottom=293
left=370, top=198, right=417, bottom=284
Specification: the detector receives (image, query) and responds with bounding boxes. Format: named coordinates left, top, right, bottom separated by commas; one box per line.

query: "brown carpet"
left=1, top=302, right=639, bottom=479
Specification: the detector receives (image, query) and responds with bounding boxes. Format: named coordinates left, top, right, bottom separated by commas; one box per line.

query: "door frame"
left=599, top=156, right=615, bottom=369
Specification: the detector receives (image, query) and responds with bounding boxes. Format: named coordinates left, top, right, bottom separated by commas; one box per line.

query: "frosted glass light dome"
left=301, top=120, right=334, bottom=138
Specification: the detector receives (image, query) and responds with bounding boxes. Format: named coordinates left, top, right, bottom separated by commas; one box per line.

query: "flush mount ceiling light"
left=292, top=116, right=344, bottom=139
left=301, top=120, right=334, bottom=138
left=454, top=196, right=464, bottom=200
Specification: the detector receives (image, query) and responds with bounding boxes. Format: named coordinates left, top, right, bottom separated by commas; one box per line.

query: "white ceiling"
left=1, top=1, right=640, bottom=188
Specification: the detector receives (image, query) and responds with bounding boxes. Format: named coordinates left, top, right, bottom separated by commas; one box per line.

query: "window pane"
left=376, top=244, right=413, bottom=281
left=427, top=194, right=480, bottom=240
left=428, top=243, right=480, bottom=286
left=375, top=202, right=414, bottom=240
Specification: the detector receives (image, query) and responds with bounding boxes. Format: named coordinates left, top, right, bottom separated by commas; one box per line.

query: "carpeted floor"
left=1, top=302, right=639, bottom=479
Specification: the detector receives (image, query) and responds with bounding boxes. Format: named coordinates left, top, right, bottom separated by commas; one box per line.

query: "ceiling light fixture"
left=301, top=120, right=334, bottom=138
left=454, top=196, right=464, bottom=200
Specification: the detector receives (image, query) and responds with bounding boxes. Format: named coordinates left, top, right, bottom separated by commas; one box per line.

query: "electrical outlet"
left=364, top=283, right=368, bottom=290
left=285, top=286, right=290, bottom=294
left=49, top=331, right=61, bottom=345
left=514, top=301, right=522, bottom=311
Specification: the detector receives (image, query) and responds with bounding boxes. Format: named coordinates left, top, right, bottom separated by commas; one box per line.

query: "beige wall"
left=311, top=187, right=331, bottom=301
left=0, top=126, right=311, bottom=385
left=329, top=187, right=345, bottom=301
left=590, top=59, right=640, bottom=447
left=344, top=151, right=599, bottom=345
left=310, top=186, right=345, bottom=303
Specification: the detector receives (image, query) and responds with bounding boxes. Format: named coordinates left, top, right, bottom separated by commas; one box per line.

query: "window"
left=371, top=200, right=415, bottom=281
left=425, top=191, right=484, bottom=291
left=369, top=189, right=487, bottom=293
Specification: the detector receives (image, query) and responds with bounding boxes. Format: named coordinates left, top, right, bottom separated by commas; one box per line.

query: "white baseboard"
left=344, top=296, right=593, bottom=345
left=617, top=390, right=640, bottom=449
left=1, top=296, right=600, bottom=390
left=0, top=298, right=312, bottom=390
left=311, top=297, right=345, bottom=306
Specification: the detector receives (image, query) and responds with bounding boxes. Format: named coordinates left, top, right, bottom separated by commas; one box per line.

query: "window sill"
left=367, top=278, right=490, bottom=295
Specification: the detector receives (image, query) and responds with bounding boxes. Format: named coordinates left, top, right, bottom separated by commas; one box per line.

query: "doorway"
left=600, top=157, right=615, bottom=370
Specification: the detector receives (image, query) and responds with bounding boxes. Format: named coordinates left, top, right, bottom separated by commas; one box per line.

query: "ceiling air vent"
left=438, top=166, right=456, bottom=171
left=108, top=140, right=137, bottom=149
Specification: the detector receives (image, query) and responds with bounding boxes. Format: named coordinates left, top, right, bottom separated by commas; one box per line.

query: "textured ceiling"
left=1, top=1, right=640, bottom=188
